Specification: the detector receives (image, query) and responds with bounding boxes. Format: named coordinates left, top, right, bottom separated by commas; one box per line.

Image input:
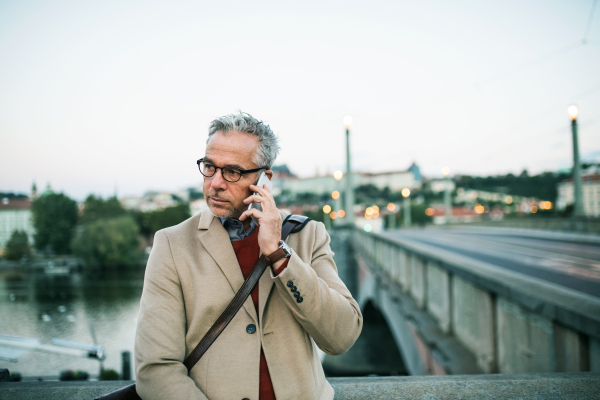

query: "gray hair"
left=207, top=111, right=280, bottom=168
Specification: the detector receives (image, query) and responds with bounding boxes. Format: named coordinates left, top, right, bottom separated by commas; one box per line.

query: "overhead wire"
left=583, top=0, right=599, bottom=42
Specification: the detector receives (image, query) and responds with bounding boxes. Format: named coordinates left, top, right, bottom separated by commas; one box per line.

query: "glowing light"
left=568, top=105, right=579, bottom=121
left=425, top=208, right=435, bottom=216
left=338, top=210, right=345, bottom=217
left=387, top=203, right=396, bottom=212
left=505, top=196, right=513, bottom=205
left=372, top=205, right=379, bottom=213
left=441, top=166, right=450, bottom=177
left=539, top=201, right=553, bottom=210
left=373, top=212, right=379, bottom=218
left=343, top=115, right=353, bottom=129
left=531, top=206, right=538, bottom=213
left=401, top=188, right=411, bottom=198
left=332, top=191, right=340, bottom=200
left=365, top=213, right=372, bottom=219
left=474, top=204, right=485, bottom=214
left=366, top=207, right=374, bottom=216
left=330, top=211, right=337, bottom=219
left=333, top=170, right=343, bottom=181
left=323, top=205, right=331, bottom=214
left=364, top=224, right=372, bottom=232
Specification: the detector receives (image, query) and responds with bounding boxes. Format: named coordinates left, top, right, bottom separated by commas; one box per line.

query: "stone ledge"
left=1, top=373, right=599, bottom=400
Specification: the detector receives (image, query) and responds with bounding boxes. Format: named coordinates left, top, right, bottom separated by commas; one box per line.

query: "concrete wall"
left=2, top=373, right=599, bottom=400
left=353, top=229, right=600, bottom=375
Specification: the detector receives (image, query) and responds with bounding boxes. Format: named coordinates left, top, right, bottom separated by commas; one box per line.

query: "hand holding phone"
left=248, top=172, right=273, bottom=226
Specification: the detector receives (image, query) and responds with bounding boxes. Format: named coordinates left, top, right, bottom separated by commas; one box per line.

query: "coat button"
left=293, top=292, right=300, bottom=298
left=242, top=398, right=250, bottom=400
left=291, top=285, right=297, bottom=291
left=287, top=280, right=294, bottom=287
left=246, top=324, right=256, bottom=334
left=296, top=296, right=303, bottom=303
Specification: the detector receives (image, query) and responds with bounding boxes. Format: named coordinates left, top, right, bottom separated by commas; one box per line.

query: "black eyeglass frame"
left=196, top=158, right=270, bottom=183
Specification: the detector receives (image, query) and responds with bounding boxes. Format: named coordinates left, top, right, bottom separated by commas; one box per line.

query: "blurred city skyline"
left=1, top=0, right=600, bottom=200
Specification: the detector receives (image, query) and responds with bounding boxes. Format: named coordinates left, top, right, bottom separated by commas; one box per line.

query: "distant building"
left=408, top=162, right=422, bottom=183
left=0, top=197, right=35, bottom=251
left=121, top=192, right=179, bottom=212
left=277, top=166, right=421, bottom=197
left=429, top=206, right=481, bottom=225
left=190, top=198, right=208, bottom=216
left=556, top=173, right=600, bottom=217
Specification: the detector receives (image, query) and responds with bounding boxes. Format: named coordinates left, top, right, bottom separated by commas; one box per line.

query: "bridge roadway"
left=383, top=226, right=600, bottom=298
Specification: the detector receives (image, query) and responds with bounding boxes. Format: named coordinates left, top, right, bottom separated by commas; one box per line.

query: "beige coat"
left=134, top=209, right=363, bottom=400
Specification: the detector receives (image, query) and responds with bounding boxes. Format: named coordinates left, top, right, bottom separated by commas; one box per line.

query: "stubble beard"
left=205, top=191, right=247, bottom=220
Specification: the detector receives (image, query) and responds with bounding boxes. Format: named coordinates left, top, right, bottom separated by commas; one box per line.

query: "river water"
left=0, top=268, right=144, bottom=378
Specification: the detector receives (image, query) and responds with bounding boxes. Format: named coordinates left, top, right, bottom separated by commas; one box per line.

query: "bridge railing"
left=353, top=228, right=600, bottom=374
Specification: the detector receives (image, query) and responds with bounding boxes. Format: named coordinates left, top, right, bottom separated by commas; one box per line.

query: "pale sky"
left=1, top=0, right=599, bottom=200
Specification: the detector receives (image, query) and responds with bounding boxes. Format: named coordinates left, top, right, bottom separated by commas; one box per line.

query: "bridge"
left=324, top=225, right=600, bottom=377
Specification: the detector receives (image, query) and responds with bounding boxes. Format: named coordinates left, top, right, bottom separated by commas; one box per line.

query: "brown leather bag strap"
left=182, top=215, right=309, bottom=371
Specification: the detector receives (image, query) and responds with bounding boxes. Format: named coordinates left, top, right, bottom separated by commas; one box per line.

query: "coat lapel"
left=198, top=210, right=258, bottom=323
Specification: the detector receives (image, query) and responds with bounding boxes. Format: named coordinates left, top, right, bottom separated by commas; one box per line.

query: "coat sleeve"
left=270, top=221, right=363, bottom=355
left=135, top=230, right=209, bottom=400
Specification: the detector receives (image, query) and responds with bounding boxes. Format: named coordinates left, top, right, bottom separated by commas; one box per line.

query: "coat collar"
left=197, top=209, right=258, bottom=323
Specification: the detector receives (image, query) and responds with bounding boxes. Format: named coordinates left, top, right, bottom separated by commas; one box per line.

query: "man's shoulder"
left=278, top=209, right=323, bottom=238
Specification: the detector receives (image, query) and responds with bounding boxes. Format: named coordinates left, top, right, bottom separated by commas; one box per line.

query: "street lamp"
left=442, top=166, right=452, bottom=224
left=568, top=105, right=585, bottom=217
left=402, top=188, right=411, bottom=227
left=343, top=116, right=355, bottom=224
left=387, top=203, right=397, bottom=230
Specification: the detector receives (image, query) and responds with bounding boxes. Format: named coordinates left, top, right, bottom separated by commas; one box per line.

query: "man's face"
left=203, top=131, right=265, bottom=219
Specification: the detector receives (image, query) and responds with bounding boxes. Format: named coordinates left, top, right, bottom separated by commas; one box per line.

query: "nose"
left=210, top=168, right=228, bottom=190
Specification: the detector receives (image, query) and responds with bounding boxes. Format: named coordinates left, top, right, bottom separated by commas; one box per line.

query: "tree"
left=71, top=215, right=141, bottom=268
left=31, top=193, right=78, bottom=254
left=4, top=230, right=31, bottom=260
left=80, top=195, right=126, bottom=223
left=134, top=204, right=191, bottom=242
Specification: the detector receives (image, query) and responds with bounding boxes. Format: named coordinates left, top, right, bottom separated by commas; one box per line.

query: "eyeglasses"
left=196, top=159, right=269, bottom=183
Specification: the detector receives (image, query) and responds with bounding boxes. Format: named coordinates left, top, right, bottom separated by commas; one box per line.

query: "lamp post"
left=333, top=170, right=343, bottom=226
left=442, top=166, right=452, bottom=224
left=343, top=116, right=355, bottom=225
left=387, top=203, right=397, bottom=230
left=401, top=188, right=411, bottom=227
left=568, top=105, right=585, bottom=217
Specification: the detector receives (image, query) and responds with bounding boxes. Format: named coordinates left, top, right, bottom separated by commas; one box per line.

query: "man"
left=135, top=112, right=363, bottom=400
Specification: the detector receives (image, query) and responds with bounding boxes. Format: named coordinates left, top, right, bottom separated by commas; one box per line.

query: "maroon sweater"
left=231, top=227, right=288, bottom=400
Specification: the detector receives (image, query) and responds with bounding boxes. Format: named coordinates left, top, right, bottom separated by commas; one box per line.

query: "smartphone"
left=248, top=171, right=273, bottom=226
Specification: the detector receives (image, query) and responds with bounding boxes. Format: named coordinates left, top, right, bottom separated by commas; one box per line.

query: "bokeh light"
left=364, top=224, right=372, bottom=232
left=343, top=115, right=353, bottom=129
left=330, top=211, right=337, bottom=219
left=338, top=210, right=345, bottom=217
left=531, top=206, right=538, bottom=213
left=323, top=205, right=331, bottom=214
left=505, top=196, right=513, bottom=204
left=401, top=188, right=411, bottom=198
left=474, top=204, right=484, bottom=214
left=425, top=208, right=435, bottom=216
left=333, top=170, right=343, bottom=181
left=568, top=105, right=579, bottom=121
left=366, top=207, right=374, bottom=216
left=332, top=191, right=340, bottom=200
left=387, top=203, right=396, bottom=212
left=441, top=166, right=450, bottom=177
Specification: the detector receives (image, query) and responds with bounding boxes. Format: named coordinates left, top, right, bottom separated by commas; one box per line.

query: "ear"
left=265, top=170, right=273, bottom=180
